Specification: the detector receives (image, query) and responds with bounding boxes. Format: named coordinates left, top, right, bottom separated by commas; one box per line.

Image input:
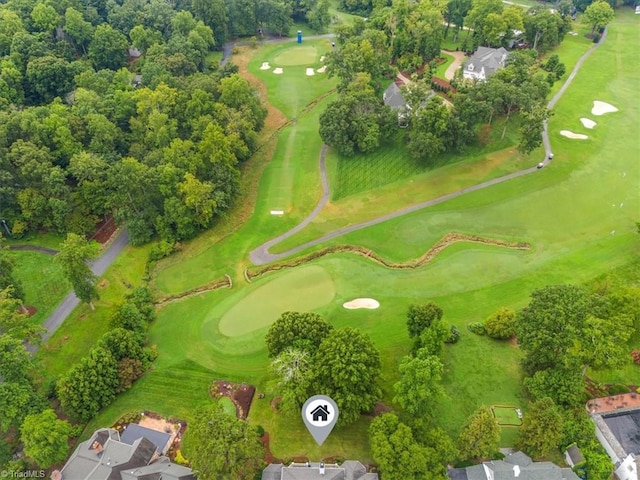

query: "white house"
left=463, top=47, right=509, bottom=81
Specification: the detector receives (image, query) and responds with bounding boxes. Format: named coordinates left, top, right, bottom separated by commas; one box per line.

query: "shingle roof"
left=465, top=47, right=509, bottom=77
left=262, top=461, right=378, bottom=480
left=383, top=83, right=406, bottom=109
left=455, top=452, right=580, bottom=480
left=121, top=424, right=171, bottom=455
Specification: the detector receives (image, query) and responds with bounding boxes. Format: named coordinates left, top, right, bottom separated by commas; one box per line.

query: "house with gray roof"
left=463, top=47, right=509, bottom=81
left=383, top=82, right=407, bottom=111
left=261, top=460, right=378, bottom=480
left=52, top=428, right=194, bottom=480
left=447, top=451, right=580, bottom=480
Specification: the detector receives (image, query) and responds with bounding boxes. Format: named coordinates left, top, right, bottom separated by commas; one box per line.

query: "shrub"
left=174, top=449, right=189, bottom=465
left=631, top=349, right=640, bottom=365
left=484, top=307, right=516, bottom=340
left=445, top=325, right=461, bottom=344
left=467, top=322, right=486, bottom=335
left=149, top=240, right=176, bottom=261
left=256, top=425, right=265, bottom=437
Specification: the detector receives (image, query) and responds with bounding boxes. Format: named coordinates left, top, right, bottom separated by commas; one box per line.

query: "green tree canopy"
left=265, top=311, right=333, bottom=357
left=89, top=24, right=128, bottom=71
left=310, top=327, right=382, bottom=425
left=583, top=1, right=614, bottom=34
left=457, top=405, right=500, bottom=460
left=516, top=397, right=563, bottom=459
left=57, top=346, right=120, bottom=421
left=55, top=233, right=100, bottom=309
left=20, top=409, right=72, bottom=468
left=484, top=307, right=516, bottom=339
left=393, top=350, right=444, bottom=418
left=407, top=302, right=444, bottom=339
left=182, top=402, right=265, bottom=480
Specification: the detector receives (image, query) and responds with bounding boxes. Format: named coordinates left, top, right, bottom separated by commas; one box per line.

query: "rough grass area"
left=217, top=265, right=335, bottom=336
left=10, top=250, right=69, bottom=324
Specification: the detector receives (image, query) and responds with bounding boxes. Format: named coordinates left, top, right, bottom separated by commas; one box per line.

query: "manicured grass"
left=273, top=45, right=319, bottom=65
left=328, top=116, right=524, bottom=202
left=9, top=250, right=69, bottom=325
left=220, top=397, right=238, bottom=417
left=492, top=406, right=523, bottom=426
left=435, top=52, right=455, bottom=78
left=248, top=39, right=336, bottom=119
left=218, top=265, right=335, bottom=336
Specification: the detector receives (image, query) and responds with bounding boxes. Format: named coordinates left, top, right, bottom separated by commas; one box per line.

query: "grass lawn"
left=9, top=250, right=69, bottom=325
left=492, top=406, right=523, bottom=426
left=220, top=397, right=238, bottom=417
left=40, top=10, right=639, bottom=464
left=435, top=51, right=455, bottom=78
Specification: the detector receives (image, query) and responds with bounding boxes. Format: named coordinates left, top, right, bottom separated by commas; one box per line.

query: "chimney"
left=319, top=461, right=325, bottom=476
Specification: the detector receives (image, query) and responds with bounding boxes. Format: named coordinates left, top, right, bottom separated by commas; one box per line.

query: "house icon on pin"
left=310, top=404, right=330, bottom=422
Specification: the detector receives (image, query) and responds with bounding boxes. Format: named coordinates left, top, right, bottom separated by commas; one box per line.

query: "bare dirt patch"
left=90, top=216, right=117, bottom=244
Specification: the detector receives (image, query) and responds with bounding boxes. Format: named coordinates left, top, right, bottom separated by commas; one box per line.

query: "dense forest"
left=0, top=0, right=283, bottom=245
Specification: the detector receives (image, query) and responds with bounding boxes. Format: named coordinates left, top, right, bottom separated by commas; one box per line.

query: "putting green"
left=273, top=46, right=318, bottom=66
left=218, top=265, right=335, bottom=337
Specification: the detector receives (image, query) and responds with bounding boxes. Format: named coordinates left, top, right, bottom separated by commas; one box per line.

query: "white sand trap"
left=306, top=68, right=315, bottom=76
left=580, top=118, right=597, bottom=129
left=316, top=65, right=327, bottom=73
left=273, top=67, right=283, bottom=74
left=592, top=101, right=618, bottom=116
left=343, top=298, right=380, bottom=310
left=260, top=62, right=271, bottom=70
left=560, top=130, right=589, bottom=140
left=320, top=55, right=325, bottom=62
left=270, top=210, right=284, bottom=215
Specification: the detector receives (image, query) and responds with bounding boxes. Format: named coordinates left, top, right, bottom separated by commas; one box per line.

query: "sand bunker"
left=306, top=68, right=315, bottom=76
left=560, top=130, right=589, bottom=140
left=260, top=62, right=271, bottom=70
left=592, top=101, right=618, bottom=116
left=316, top=65, right=327, bottom=73
left=580, top=118, right=597, bottom=129
left=273, top=67, right=283, bottom=74
left=343, top=298, right=380, bottom=310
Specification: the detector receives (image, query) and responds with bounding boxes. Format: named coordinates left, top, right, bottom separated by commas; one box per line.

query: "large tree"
left=270, top=347, right=312, bottom=410
left=583, top=0, right=614, bottom=34
left=406, top=302, right=444, bottom=339
left=88, top=24, right=128, bottom=71
left=310, top=327, right=382, bottom=425
left=457, top=405, right=500, bottom=460
left=55, top=233, right=100, bottom=310
left=393, top=350, right=444, bottom=418
left=57, top=346, right=120, bottom=421
left=183, top=402, right=265, bottom=480
left=370, top=413, right=454, bottom=479
left=516, top=285, right=632, bottom=375
left=319, top=72, right=396, bottom=156
left=264, top=311, right=333, bottom=357
left=20, top=409, right=72, bottom=468
left=516, top=398, right=563, bottom=459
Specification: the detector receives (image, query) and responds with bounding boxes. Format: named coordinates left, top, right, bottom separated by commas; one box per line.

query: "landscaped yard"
left=35, top=9, right=639, bottom=466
